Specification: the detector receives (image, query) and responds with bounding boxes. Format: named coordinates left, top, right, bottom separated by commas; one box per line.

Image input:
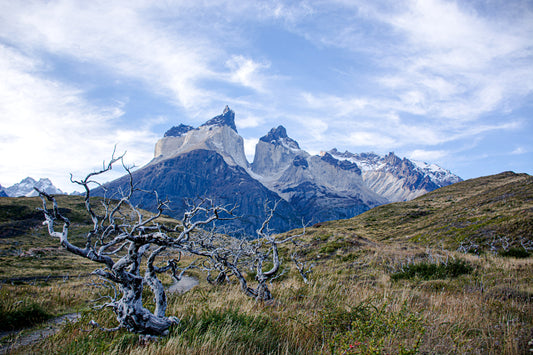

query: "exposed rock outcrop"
left=97, top=106, right=462, bottom=235
left=98, top=149, right=299, bottom=235
left=153, top=106, right=248, bottom=169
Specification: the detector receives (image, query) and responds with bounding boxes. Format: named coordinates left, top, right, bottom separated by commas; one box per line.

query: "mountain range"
left=0, top=178, right=63, bottom=198
left=96, top=106, right=461, bottom=234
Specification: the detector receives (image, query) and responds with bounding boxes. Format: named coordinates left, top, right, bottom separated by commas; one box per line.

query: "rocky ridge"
left=99, top=107, right=461, bottom=234
left=153, top=106, right=248, bottom=169
left=328, top=149, right=462, bottom=201
left=1, top=178, right=63, bottom=197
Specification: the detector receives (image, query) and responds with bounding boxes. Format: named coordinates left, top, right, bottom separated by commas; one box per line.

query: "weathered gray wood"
left=36, top=152, right=307, bottom=335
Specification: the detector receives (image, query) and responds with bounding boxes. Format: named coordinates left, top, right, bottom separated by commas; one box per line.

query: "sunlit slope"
left=303, top=171, right=532, bottom=249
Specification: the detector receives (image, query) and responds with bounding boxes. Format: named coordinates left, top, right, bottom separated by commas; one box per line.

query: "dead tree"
left=36, top=152, right=306, bottom=335
left=197, top=202, right=306, bottom=301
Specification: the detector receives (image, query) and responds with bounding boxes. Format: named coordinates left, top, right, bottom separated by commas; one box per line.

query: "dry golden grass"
left=1, top=172, right=532, bottom=354
left=3, top=239, right=532, bottom=354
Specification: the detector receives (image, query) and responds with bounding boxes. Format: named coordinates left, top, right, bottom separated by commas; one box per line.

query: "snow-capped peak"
left=3, top=177, right=64, bottom=197
left=327, top=149, right=384, bottom=172
left=413, top=160, right=462, bottom=185
left=327, top=148, right=462, bottom=201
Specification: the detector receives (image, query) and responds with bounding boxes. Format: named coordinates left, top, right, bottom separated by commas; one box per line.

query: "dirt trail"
left=0, top=276, right=198, bottom=353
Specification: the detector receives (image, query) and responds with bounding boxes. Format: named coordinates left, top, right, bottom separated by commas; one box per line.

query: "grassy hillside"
left=0, top=195, right=97, bottom=280
left=1, top=172, right=532, bottom=354
left=309, top=171, right=532, bottom=249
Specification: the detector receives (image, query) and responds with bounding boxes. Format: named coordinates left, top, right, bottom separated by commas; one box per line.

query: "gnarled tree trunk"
left=36, top=152, right=307, bottom=335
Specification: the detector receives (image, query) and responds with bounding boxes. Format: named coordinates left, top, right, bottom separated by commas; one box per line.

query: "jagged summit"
left=164, top=124, right=194, bottom=137
left=259, top=126, right=300, bottom=149
left=163, top=106, right=236, bottom=137
left=0, top=184, right=7, bottom=197
left=2, top=177, right=63, bottom=197
left=200, top=105, right=237, bottom=132
left=327, top=149, right=462, bottom=201
left=252, top=126, right=305, bottom=176
left=153, top=106, right=248, bottom=168
left=319, top=152, right=361, bottom=174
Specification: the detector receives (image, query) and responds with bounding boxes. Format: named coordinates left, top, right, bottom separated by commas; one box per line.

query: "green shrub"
left=498, top=248, right=531, bottom=258
left=391, top=259, right=473, bottom=281
left=319, top=300, right=367, bottom=336
left=319, top=241, right=350, bottom=254
left=330, top=300, right=425, bottom=354
left=338, top=251, right=364, bottom=262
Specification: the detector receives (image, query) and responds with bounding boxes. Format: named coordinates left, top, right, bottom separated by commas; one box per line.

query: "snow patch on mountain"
left=412, top=160, right=462, bottom=185
left=328, top=148, right=462, bottom=201
left=2, top=177, right=64, bottom=197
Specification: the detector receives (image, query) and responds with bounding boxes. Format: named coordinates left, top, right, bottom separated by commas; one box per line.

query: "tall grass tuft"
left=170, top=308, right=282, bottom=353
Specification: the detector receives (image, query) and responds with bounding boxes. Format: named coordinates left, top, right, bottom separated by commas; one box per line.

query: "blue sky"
left=0, top=0, right=532, bottom=192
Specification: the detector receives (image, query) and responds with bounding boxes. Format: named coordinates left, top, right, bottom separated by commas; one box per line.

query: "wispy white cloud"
left=373, top=0, right=533, bottom=120
left=0, top=1, right=262, bottom=109
left=408, top=149, right=448, bottom=162
left=0, top=0, right=531, bottom=186
left=298, top=90, right=523, bottom=152
left=0, top=44, right=157, bottom=191
left=285, top=0, right=533, bottom=123
left=294, top=115, right=329, bottom=143
left=236, top=113, right=263, bottom=129
left=226, top=55, right=271, bottom=92
left=511, top=147, right=527, bottom=155
left=290, top=0, right=532, bottom=155
left=346, top=131, right=396, bottom=148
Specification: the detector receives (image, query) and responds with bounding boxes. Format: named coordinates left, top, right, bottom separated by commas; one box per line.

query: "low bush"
left=499, top=247, right=531, bottom=258
left=329, top=299, right=425, bottom=354
left=391, top=259, right=473, bottom=281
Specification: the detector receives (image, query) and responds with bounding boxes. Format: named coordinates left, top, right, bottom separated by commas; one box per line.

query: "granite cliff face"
left=251, top=128, right=387, bottom=223
left=98, top=107, right=462, bottom=235
left=252, top=126, right=300, bottom=176
left=100, top=149, right=299, bottom=234
left=153, top=106, right=249, bottom=169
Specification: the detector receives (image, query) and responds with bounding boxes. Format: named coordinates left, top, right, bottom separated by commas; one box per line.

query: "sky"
left=0, top=0, right=532, bottom=193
